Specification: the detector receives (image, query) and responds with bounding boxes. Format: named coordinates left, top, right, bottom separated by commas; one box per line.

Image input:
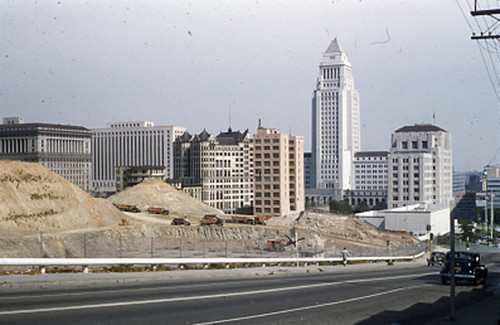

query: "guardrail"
left=0, top=252, right=425, bottom=274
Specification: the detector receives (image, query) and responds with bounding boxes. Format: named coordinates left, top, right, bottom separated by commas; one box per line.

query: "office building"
left=388, top=124, right=452, bottom=208
left=115, top=166, right=166, bottom=192
left=311, top=38, right=360, bottom=194
left=91, top=121, right=186, bottom=195
left=173, top=128, right=253, bottom=214
left=351, top=151, right=388, bottom=208
left=483, top=166, right=500, bottom=208
left=0, top=117, right=92, bottom=191
left=253, top=126, right=304, bottom=217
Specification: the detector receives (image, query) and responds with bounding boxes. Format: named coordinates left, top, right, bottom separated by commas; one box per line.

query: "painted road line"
left=0, top=272, right=435, bottom=316
left=195, top=284, right=433, bottom=325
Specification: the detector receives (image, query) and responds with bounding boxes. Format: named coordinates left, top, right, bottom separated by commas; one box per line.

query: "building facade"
left=351, top=151, right=388, bottom=208
left=483, top=166, right=500, bottom=208
left=173, top=128, right=254, bottom=214
left=253, top=126, right=305, bottom=217
left=311, top=38, right=360, bottom=193
left=388, top=124, right=452, bottom=208
left=115, top=166, right=166, bottom=192
left=91, top=121, right=186, bottom=195
left=0, top=117, right=92, bottom=191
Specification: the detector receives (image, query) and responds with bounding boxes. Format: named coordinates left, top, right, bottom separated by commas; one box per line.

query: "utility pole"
left=470, top=1, right=500, bottom=39
left=490, top=191, right=495, bottom=242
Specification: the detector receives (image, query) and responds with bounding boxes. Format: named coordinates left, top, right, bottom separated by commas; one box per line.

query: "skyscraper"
left=311, top=38, right=360, bottom=197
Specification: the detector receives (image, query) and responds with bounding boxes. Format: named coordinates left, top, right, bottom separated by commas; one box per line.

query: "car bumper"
left=440, top=273, right=475, bottom=279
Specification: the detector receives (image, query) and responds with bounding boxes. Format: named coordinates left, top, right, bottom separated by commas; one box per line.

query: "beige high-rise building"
left=253, top=126, right=305, bottom=217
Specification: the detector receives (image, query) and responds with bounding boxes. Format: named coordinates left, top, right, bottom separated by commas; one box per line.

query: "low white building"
left=356, top=203, right=450, bottom=237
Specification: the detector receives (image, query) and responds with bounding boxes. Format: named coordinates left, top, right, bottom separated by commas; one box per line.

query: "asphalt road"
left=0, top=256, right=498, bottom=324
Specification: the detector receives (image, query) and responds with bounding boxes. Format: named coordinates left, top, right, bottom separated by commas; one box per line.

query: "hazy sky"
left=1, top=0, right=498, bottom=171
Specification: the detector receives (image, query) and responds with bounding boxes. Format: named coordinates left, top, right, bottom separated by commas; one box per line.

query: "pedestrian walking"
left=341, top=247, right=349, bottom=266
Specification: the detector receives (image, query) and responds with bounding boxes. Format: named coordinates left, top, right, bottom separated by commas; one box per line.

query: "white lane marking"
left=0, top=281, right=234, bottom=300
left=195, top=284, right=433, bottom=325
left=0, top=272, right=436, bottom=316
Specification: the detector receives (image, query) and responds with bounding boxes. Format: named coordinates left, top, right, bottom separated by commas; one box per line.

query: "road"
left=0, top=255, right=498, bottom=324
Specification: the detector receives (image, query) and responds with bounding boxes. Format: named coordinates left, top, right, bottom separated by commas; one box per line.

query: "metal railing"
left=0, top=252, right=425, bottom=274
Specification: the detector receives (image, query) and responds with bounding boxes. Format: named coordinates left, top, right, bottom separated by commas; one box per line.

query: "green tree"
left=458, top=219, right=476, bottom=243
left=329, top=199, right=353, bottom=214
left=354, top=201, right=369, bottom=213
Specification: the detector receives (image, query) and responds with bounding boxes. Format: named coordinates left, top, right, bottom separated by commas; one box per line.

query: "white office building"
left=388, top=124, right=452, bottom=208
left=91, top=121, right=186, bottom=195
left=311, top=38, right=360, bottom=194
left=351, top=151, right=389, bottom=208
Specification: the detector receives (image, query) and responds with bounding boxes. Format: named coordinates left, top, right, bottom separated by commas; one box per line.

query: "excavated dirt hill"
left=0, top=161, right=419, bottom=260
left=107, top=180, right=222, bottom=217
left=0, top=160, right=126, bottom=233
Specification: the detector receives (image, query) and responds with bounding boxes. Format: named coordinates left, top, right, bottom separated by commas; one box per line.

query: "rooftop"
left=395, top=124, right=447, bottom=133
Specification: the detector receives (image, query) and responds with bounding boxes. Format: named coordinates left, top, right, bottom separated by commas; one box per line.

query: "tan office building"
left=253, top=126, right=305, bottom=217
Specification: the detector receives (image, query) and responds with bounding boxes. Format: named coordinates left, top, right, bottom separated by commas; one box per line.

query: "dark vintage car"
left=440, top=250, right=487, bottom=285
left=427, top=252, right=446, bottom=266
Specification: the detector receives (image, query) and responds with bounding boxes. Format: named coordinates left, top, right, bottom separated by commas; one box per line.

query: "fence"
left=0, top=231, right=425, bottom=260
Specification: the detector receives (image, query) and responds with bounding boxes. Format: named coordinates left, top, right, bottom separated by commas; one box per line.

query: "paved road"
left=0, top=257, right=498, bottom=324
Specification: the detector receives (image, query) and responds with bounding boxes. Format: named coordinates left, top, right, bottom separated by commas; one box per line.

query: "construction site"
left=0, top=161, right=421, bottom=262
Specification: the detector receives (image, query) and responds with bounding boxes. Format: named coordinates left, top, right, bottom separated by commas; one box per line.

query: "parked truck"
left=171, top=218, right=190, bottom=226
left=200, top=215, right=223, bottom=226
left=231, top=216, right=254, bottom=224
left=113, top=203, right=140, bottom=213
left=147, top=207, right=169, bottom=215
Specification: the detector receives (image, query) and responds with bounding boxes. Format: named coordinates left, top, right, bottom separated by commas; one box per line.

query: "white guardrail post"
left=0, top=252, right=425, bottom=274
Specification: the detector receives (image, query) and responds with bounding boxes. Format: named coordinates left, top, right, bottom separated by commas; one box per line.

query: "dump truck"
left=171, top=218, right=190, bottom=226
left=113, top=203, right=140, bottom=213
left=254, top=216, right=271, bottom=225
left=200, top=215, right=223, bottom=226
left=147, top=207, right=169, bottom=215
left=231, top=216, right=254, bottom=224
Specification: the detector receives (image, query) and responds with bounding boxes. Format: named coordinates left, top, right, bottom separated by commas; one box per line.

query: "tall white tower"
left=311, top=38, right=360, bottom=194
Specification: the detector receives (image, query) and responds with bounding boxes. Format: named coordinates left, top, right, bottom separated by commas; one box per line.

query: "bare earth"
left=0, top=161, right=418, bottom=259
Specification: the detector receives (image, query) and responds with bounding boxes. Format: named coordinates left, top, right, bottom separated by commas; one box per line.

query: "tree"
left=329, top=199, right=353, bottom=214
left=458, top=219, right=476, bottom=243
left=354, top=201, right=369, bottom=213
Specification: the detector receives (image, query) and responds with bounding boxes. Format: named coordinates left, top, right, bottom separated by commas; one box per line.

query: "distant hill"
left=107, top=180, right=222, bottom=217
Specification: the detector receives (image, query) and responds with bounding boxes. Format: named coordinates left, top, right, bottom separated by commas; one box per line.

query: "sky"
left=1, top=0, right=499, bottom=172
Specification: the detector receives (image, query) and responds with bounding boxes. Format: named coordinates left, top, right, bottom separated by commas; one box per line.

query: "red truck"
left=113, top=203, right=140, bottom=213
left=200, top=215, right=223, bottom=226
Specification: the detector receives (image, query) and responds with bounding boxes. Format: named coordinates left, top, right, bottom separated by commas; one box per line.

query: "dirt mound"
left=108, top=180, right=222, bottom=217
left=0, top=160, right=126, bottom=232
left=269, top=211, right=419, bottom=248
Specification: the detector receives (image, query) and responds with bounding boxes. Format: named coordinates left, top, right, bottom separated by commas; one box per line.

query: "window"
left=402, top=141, right=408, bottom=149
left=422, top=141, right=428, bottom=149
left=412, top=141, right=418, bottom=149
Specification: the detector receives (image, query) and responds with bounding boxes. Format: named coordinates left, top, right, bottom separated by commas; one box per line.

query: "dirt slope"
left=0, top=160, right=126, bottom=232
left=108, top=180, right=222, bottom=217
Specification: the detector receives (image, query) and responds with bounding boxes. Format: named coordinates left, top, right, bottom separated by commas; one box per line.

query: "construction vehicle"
left=171, top=218, right=190, bottom=226
left=266, top=239, right=285, bottom=252
left=254, top=216, right=272, bottom=225
left=200, top=215, right=223, bottom=226
left=231, top=216, right=254, bottom=224
left=113, top=203, right=140, bottom=213
left=147, top=207, right=169, bottom=215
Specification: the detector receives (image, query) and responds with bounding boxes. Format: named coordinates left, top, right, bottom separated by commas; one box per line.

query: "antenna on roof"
left=229, top=106, right=232, bottom=129
left=258, top=118, right=262, bottom=128
left=289, top=125, right=292, bottom=136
